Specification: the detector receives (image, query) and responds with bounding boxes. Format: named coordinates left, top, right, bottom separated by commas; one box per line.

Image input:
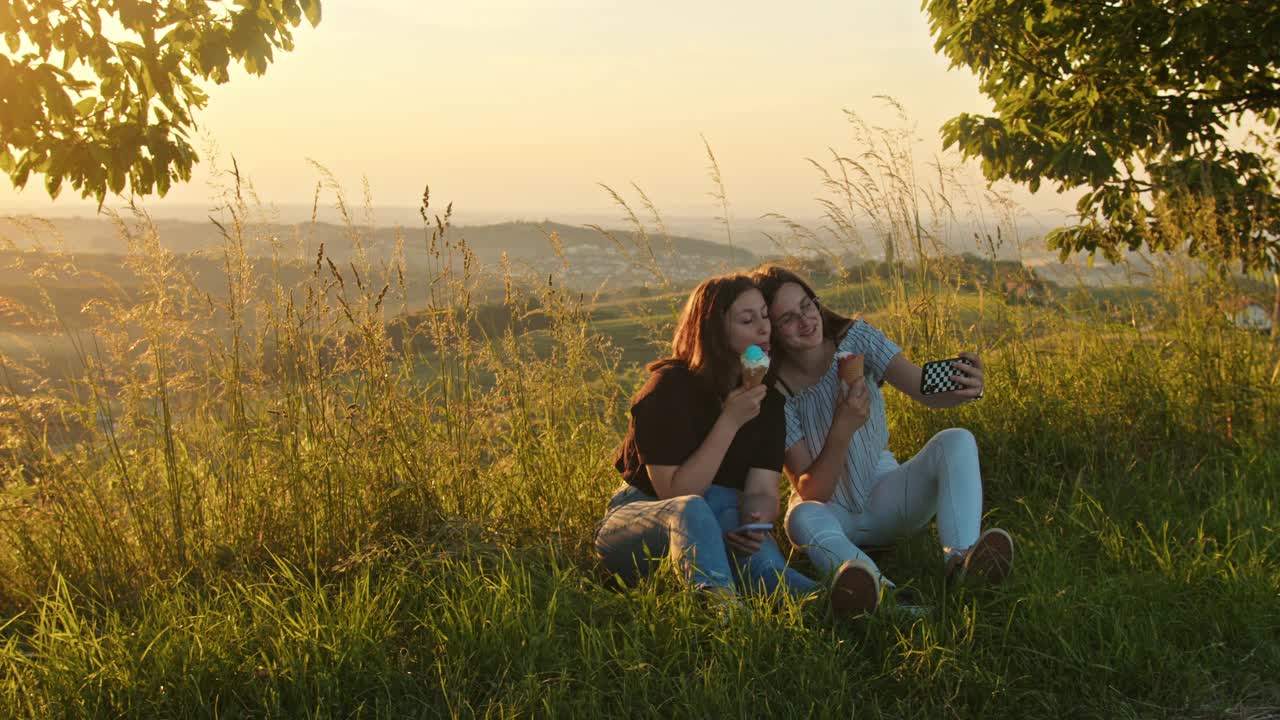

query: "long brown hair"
left=749, top=264, right=854, bottom=368
left=649, top=273, right=759, bottom=396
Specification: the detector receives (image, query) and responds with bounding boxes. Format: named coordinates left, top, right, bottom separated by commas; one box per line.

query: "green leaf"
left=61, top=43, right=79, bottom=70
left=75, top=96, right=96, bottom=115
left=284, top=0, right=303, bottom=25
left=302, top=0, right=321, bottom=27
left=199, top=37, right=231, bottom=76
left=108, top=161, right=126, bottom=194
left=45, top=169, right=63, bottom=199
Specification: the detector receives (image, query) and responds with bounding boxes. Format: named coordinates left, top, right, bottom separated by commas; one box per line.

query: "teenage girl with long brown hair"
left=595, top=273, right=816, bottom=598
left=751, top=264, right=1013, bottom=614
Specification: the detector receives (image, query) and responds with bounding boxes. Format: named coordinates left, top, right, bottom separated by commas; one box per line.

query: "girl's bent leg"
left=785, top=500, right=881, bottom=578
left=740, top=537, right=820, bottom=597
left=595, top=489, right=736, bottom=593
left=857, top=428, right=982, bottom=558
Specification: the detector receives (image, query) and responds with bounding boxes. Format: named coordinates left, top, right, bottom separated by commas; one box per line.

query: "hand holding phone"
left=724, top=511, right=771, bottom=556
left=920, top=356, right=974, bottom=395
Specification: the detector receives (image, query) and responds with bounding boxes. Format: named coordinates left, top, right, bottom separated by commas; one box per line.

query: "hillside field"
left=0, top=232, right=1277, bottom=719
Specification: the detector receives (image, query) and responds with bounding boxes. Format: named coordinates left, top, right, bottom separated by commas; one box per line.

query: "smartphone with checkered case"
left=921, top=356, right=972, bottom=395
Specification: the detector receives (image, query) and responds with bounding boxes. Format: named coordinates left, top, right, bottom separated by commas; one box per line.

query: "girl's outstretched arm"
left=883, top=352, right=985, bottom=409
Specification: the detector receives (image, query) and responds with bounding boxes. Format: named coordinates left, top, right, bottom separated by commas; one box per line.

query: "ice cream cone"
left=741, top=344, right=770, bottom=389
left=742, top=365, right=768, bottom=389
left=836, top=352, right=864, bottom=386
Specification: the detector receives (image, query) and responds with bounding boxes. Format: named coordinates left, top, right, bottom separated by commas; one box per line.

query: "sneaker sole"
left=831, top=561, right=879, bottom=616
left=966, top=528, right=1014, bottom=586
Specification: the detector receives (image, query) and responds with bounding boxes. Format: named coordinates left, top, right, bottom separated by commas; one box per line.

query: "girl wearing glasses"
left=595, top=274, right=817, bottom=600
left=750, top=264, right=1013, bottom=615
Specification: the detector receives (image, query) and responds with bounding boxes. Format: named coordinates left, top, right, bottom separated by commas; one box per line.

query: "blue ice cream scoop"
left=740, top=344, right=770, bottom=388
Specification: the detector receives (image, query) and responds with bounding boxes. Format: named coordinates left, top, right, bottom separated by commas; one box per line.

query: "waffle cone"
left=742, top=365, right=768, bottom=389
left=838, top=353, right=865, bottom=385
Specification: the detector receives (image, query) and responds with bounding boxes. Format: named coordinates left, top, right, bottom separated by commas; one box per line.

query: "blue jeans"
left=594, top=483, right=817, bottom=597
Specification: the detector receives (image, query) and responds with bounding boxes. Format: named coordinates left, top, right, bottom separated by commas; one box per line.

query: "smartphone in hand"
left=921, top=356, right=972, bottom=395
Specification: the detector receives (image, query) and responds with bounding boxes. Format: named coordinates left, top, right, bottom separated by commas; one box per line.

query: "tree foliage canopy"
left=925, top=0, right=1280, bottom=272
left=0, top=0, right=321, bottom=203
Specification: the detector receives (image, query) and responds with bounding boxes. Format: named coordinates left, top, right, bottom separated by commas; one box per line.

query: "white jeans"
left=785, top=428, right=983, bottom=580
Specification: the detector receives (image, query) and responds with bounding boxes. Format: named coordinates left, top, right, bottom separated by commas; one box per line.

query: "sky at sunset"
left=2, top=1, right=1083, bottom=226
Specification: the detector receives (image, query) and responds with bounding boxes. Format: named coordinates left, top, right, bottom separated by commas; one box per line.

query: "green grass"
left=3, top=498, right=1276, bottom=718
left=2, top=188, right=1278, bottom=718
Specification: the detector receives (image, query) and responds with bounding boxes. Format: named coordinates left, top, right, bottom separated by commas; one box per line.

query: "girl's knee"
left=784, top=500, right=833, bottom=542
left=931, top=428, right=983, bottom=495
left=666, top=494, right=717, bottom=527
left=785, top=499, right=826, bottom=524
left=934, top=427, right=978, bottom=457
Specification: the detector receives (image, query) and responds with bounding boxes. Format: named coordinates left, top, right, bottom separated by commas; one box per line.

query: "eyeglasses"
left=775, top=296, right=818, bottom=331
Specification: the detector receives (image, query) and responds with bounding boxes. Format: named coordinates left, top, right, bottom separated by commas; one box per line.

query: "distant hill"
left=0, top=216, right=758, bottom=301
left=0, top=216, right=751, bottom=265
left=453, top=221, right=747, bottom=262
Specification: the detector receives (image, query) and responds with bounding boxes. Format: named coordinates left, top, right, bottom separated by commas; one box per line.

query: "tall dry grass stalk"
left=587, top=181, right=684, bottom=355
left=702, top=135, right=737, bottom=267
